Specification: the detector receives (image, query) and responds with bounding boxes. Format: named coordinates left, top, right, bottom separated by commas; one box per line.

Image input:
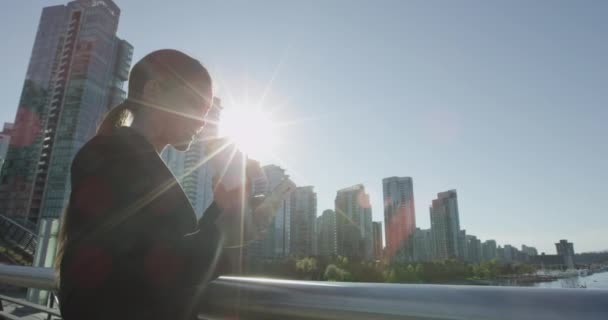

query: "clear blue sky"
left=2, top=0, right=607, bottom=253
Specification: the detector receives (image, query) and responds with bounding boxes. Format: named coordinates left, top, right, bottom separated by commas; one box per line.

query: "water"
left=532, top=271, right=608, bottom=289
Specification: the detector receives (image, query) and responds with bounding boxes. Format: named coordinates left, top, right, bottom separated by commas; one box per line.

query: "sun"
left=218, top=106, right=279, bottom=161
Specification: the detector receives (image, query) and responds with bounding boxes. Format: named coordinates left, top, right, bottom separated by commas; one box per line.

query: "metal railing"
left=0, top=215, right=39, bottom=258
left=1, top=264, right=608, bottom=320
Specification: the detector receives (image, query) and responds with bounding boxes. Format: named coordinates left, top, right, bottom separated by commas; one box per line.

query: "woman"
left=55, top=50, right=290, bottom=320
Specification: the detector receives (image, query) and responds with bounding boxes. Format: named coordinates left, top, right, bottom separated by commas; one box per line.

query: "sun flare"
left=218, top=106, right=279, bottom=161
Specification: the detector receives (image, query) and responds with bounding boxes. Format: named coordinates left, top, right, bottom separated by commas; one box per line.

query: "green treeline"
left=244, top=256, right=537, bottom=283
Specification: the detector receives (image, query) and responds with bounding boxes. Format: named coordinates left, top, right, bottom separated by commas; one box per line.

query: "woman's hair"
left=96, top=103, right=135, bottom=136
left=55, top=49, right=212, bottom=277
left=96, top=49, right=212, bottom=136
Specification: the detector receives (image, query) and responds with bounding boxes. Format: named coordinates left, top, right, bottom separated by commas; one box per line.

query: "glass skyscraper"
left=0, top=2, right=132, bottom=301
left=0, top=0, right=132, bottom=227
left=382, top=176, right=416, bottom=261
left=430, top=190, right=462, bottom=260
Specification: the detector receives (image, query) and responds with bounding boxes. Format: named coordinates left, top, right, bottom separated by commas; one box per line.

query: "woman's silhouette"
left=55, top=50, right=290, bottom=320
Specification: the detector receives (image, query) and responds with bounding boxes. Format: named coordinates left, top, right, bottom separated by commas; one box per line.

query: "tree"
left=295, top=257, right=318, bottom=280
left=324, top=264, right=351, bottom=281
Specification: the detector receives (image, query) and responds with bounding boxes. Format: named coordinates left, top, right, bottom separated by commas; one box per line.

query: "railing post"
left=46, top=292, right=55, bottom=320
left=0, top=296, right=5, bottom=320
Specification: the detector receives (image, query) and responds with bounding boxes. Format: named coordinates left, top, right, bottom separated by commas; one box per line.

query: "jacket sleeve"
left=135, top=177, right=228, bottom=288
left=75, top=143, right=226, bottom=289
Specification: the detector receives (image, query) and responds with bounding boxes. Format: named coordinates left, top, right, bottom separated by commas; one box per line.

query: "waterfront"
left=532, top=271, right=608, bottom=289
left=488, top=271, right=608, bottom=289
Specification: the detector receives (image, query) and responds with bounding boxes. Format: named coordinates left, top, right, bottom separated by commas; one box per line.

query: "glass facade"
left=0, top=0, right=132, bottom=230
left=430, top=190, right=461, bottom=260
left=335, top=184, right=373, bottom=260
left=382, top=176, right=416, bottom=261
left=290, top=186, right=317, bottom=256
left=248, top=165, right=295, bottom=258
left=5, top=0, right=133, bottom=304
left=316, top=209, right=337, bottom=257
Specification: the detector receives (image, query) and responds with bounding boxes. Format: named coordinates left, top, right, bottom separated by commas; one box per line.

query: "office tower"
left=555, top=239, right=575, bottom=269
left=317, top=209, right=337, bottom=257
left=430, top=190, right=461, bottom=260
left=161, top=97, right=222, bottom=218
left=412, top=228, right=434, bottom=262
left=465, top=235, right=482, bottom=263
left=335, top=184, right=373, bottom=260
left=0, top=123, right=13, bottom=170
left=372, top=221, right=383, bottom=260
left=0, top=0, right=132, bottom=230
left=382, top=177, right=416, bottom=261
left=290, top=186, right=317, bottom=256
left=248, top=165, right=295, bottom=258
left=482, top=240, right=497, bottom=261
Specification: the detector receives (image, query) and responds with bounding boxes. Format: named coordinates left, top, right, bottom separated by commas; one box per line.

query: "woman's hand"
left=212, top=155, right=294, bottom=248
left=249, top=178, right=296, bottom=235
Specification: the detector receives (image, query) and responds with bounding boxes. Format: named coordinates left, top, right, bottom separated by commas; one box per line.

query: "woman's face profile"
left=157, top=83, right=211, bottom=151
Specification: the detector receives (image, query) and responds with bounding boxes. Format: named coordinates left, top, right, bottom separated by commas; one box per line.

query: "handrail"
left=0, top=215, right=40, bottom=257
left=0, top=215, right=37, bottom=236
left=0, top=294, right=61, bottom=317
left=1, top=265, right=608, bottom=320
left=0, top=265, right=55, bottom=290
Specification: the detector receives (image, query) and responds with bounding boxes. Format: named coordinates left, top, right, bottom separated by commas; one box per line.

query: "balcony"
left=1, top=264, right=607, bottom=320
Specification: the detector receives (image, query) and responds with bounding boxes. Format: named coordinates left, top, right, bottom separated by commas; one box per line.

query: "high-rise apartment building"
left=458, top=229, right=467, bottom=260
left=465, top=234, right=482, bottom=263
left=363, top=206, right=373, bottom=260
left=521, top=245, right=538, bottom=257
left=0, top=0, right=132, bottom=231
left=412, top=228, right=433, bottom=262
left=382, top=177, right=416, bottom=261
left=482, top=240, right=497, bottom=261
left=430, top=190, right=461, bottom=260
left=248, top=165, right=295, bottom=258
left=290, top=186, right=317, bottom=256
left=335, top=184, right=373, bottom=260
left=1, top=0, right=132, bottom=304
left=503, top=244, right=517, bottom=263
left=372, top=221, right=383, bottom=260
left=317, top=209, right=337, bottom=257
left=496, top=246, right=504, bottom=262
left=555, top=239, right=575, bottom=268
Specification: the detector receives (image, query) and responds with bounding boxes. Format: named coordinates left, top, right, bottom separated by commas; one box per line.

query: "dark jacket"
left=59, top=126, right=225, bottom=320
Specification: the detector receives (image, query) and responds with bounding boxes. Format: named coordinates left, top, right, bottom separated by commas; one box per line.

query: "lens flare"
left=218, top=106, right=279, bottom=161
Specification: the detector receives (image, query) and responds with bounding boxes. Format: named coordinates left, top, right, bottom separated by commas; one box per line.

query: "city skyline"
left=1, top=1, right=607, bottom=253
